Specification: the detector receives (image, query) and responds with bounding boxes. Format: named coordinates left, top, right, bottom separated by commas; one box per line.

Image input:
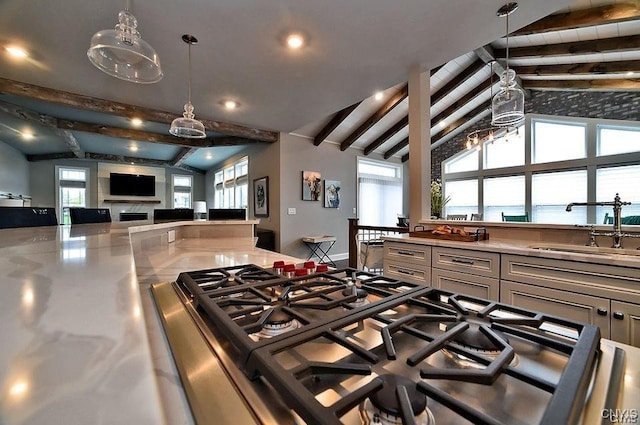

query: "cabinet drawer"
left=431, top=247, right=500, bottom=278
left=431, top=268, right=499, bottom=301
left=384, top=242, right=430, bottom=263
left=384, top=260, right=430, bottom=286
left=500, top=280, right=610, bottom=337
left=610, top=300, right=640, bottom=347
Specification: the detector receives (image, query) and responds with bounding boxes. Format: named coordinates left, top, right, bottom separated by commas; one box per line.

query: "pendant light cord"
left=505, top=11, right=510, bottom=73
left=187, top=42, right=192, bottom=105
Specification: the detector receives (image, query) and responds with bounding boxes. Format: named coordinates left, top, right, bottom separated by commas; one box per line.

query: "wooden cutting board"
left=409, top=228, right=489, bottom=242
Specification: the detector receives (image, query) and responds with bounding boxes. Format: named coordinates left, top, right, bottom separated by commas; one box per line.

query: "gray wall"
left=0, top=141, right=30, bottom=196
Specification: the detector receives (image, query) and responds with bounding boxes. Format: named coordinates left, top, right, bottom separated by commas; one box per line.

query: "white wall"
left=0, top=141, right=30, bottom=197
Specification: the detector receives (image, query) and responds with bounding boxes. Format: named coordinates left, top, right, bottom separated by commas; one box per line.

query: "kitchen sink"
left=530, top=243, right=640, bottom=257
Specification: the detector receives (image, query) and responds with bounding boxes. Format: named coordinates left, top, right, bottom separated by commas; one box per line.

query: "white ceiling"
left=0, top=0, right=574, bottom=134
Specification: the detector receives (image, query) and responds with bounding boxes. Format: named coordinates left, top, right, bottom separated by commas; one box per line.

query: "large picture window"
left=442, top=115, right=640, bottom=224
left=357, top=158, right=403, bottom=226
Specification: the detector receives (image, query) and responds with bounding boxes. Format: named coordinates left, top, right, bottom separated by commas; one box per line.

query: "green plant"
left=430, top=179, right=450, bottom=217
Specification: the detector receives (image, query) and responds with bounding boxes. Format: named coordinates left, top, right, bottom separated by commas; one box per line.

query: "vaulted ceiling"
left=0, top=0, right=637, bottom=173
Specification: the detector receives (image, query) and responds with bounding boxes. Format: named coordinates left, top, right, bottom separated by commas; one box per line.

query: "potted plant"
left=430, top=179, right=450, bottom=218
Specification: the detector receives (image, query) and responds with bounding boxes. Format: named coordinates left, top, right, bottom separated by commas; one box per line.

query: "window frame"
left=172, top=174, right=193, bottom=209
left=55, top=165, right=90, bottom=225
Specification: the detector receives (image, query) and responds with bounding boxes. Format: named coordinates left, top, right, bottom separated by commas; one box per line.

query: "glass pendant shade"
left=87, top=10, right=162, bottom=83
left=491, top=68, right=525, bottom=126
left=170, top=102, right=206, bottom=138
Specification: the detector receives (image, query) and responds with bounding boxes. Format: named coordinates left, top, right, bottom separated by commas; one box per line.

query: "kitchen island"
left=1, top=220, right=639, bottom=424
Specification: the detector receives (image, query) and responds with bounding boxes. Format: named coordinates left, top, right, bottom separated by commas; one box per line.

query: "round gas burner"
left=360, top=375, right=434, bottom=425
left=252, top=309, right=301, bottom=340
left=442, top=323, right=519, bottom=369
left=342, top=287, right=370, bottom=309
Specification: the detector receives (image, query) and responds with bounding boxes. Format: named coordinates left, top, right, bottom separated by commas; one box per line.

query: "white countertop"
left=1, top=221, right=638, bottom=424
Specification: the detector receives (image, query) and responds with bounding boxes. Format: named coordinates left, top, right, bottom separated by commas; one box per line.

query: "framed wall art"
left=302, top=171, right=322, bottom=201
left=253, top=176, right=269, bottom=217
left=324, top=180, right=341, bottom=208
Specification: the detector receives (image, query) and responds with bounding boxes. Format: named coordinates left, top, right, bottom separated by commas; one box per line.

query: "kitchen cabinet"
left=431, top=247, right=500, bottom=300
left=501, top=254, right=640, bottom=345
left=383, top=241, right=430, bottom=285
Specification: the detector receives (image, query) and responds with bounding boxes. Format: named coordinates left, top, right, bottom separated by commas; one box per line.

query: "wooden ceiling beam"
left=170, top=147, right=199, bottom=167
left=401, top=153, right=409, bottom=163
left=431, top=59, right=485, bottom=106
left=340, top=84, right=408, bottom=151
left=513, top=3, right=640, bottom=36
left=494, top=34, right=640, bottom=59
left=83, top=152, right=204, bottom=174
left=363, top=116, right=408, bottom=155
left=0, top=77, right=278, bottom=142
left=383, top=137, right=408, bottom=159
left=523, top=78, right=640, bottom=91
left=514, top=60, right=640, bottom=77
left=313, top=101, right=361, bottom=146
left=431, top=77, right=492, bottom=126
left=59, top=130, right=84, bottom=158
left=432, top=101, right=489, bottom=144
left=26, top=152, right=77, bottom=161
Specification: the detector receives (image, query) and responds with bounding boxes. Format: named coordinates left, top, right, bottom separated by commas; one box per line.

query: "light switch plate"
left=288, top=208, right=296, bottom=215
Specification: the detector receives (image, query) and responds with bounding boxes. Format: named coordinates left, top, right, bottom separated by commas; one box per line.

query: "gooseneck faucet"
left=566, top=193, right=631, bottom=248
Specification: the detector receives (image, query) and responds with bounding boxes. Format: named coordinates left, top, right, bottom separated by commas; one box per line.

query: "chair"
left=603, top=213, right=613, bottom=224
left=0, top=206, right=58, bottom=229
left=501, top=212, right=529, bottom=222
left=471, top=213, right=483, bottom=221
left=446, top=214, right=467, bottom=220
left=154, top=208, right=194, bottom=223
left=621, top=215, right=640, bottom=225
left=208, top=208, right=246, bottom=220
left=69, top=208, right=111, bottom=224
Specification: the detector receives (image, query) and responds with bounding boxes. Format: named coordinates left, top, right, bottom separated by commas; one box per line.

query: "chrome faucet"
left=566, top=193, right=632, bottom=248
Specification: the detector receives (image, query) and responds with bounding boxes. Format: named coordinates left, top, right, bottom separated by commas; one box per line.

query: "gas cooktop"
left=159, top=264, right=620, bottom=425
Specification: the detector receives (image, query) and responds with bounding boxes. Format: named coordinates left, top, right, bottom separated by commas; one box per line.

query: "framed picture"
left=302, top=171, right=322, bottom=201
left=253, top=176, right=269, bottom=217
left=324, top=180, right=341, bottom=208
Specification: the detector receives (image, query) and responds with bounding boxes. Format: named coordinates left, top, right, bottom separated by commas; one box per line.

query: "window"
left=172, top=175, right=192, bottom=208
left=214, top=157, right=249, bottom=209
left=443, top=179, right=478, bottom=217
left=597, top=126, right=640, bottom=157
left=532, top=120, right=586, bottom=164
left=357, top=158, right=402, bottom=226
left=484, top=126, right=524, bottom=169
left=56, top=166, right=88, bottom=225
left=445, top=149, right=478, bottom=173
left=483, top=175, right=525, bottom=222
left=532, top=170, right=587, bottom=224
left=596, top=165, right=640, bottom=222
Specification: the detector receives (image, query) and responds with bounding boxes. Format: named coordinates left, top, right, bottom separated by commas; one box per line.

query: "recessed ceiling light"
left=130, top=118, right=143, bottom=127
left=205, top=153, right=213, bottom=160
left=6, top=46, right=28, bottom=59
left=21, top=131, right=34, bottom=140
left=374, top=92, right=384, bottom=101
left=130, top=146, right=138, bottom=152
left=286, top=33, right=305, bottom=49
left=224, top=100, right=238, bottom=110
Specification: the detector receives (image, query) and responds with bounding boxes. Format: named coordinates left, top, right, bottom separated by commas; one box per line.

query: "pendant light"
left=491, top=2, right=525, bottom=127
left=87, top=0, right=162, bottom=84
left=169, top=35, right=206, bottom=139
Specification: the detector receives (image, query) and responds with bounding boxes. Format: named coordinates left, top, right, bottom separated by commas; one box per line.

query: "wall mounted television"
left=109, top=173, right=156, bottom=196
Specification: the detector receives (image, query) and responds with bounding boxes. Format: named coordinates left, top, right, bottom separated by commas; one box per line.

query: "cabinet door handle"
left=397, top=251, right=415, bottom=256
left=397, top=269, right=415, bottom=276
left=613, top=312, right=625, bottom=320
left=596, top=308, right=608, bottom=316
left=451, top=258, right=475, bottom=265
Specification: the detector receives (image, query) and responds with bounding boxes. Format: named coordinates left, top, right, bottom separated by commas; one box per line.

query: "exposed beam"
left=431, top=59, right=485, bottom=106
left=339, top=84, right=408, bottom=151
left=83, top=152, right=205, bottom=174
left=171, top=147, right=198, bottom=167
left=0, top=77, right=279, bottom=142
left=59, top=130, right=84, bottom=158
left=523, top=78, right=640, bottom=91
left=401, top=153, right=409, bottom=163
left=431, top=77, right=492, bottom=126
left=432, top=101, right=489, bottom=145
left=27, top=152, right=77, bottom=161
left=313, top=102, right=360, bottom=146
left=474, top=46, right=528, bottom=97
left=494, top=35, right=640, bottom=59
left=513, top=3, right=640, bottom=35
left=363, top=116, right=408, bottom=155
left=514, top=60, right=640, bottom=77
left=383, top=137, right=408, bottom=159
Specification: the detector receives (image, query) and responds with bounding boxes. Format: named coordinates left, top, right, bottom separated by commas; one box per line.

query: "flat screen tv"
left=109, top=173, right=155, bottom=196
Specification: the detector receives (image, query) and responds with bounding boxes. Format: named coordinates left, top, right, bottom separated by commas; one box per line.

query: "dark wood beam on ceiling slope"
left=0, top=77, right=279, bottom=143
left=523, top=78, right=640, bottom=91
left=514, top=60, right=640, bottom=77
left=383, top=137, right=408, bottom=159
left=513, top=3, right=640, bottom=36
left=57, top=119, right=264, bottom=148
left=430, top=59, right=486, bottom=106
left=432, top=101, right=490, bottom=145
left=170, top=147, right=199, bottom=167
left=363, top=116, right=408, bottom=155
left=339, top=85, right=408, bottom=151
left=313, top=102, right=361, bottom=146
left=493, top=34, right=640, bottom=59
left=26, top=152, right=77, bottom=161
left=83, top=152, right=204, bottom=174
left=401, top=153, right=409, bottom=163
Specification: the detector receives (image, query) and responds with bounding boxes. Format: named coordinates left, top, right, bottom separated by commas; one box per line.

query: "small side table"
left=302, top=235, right=337, bottom=266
